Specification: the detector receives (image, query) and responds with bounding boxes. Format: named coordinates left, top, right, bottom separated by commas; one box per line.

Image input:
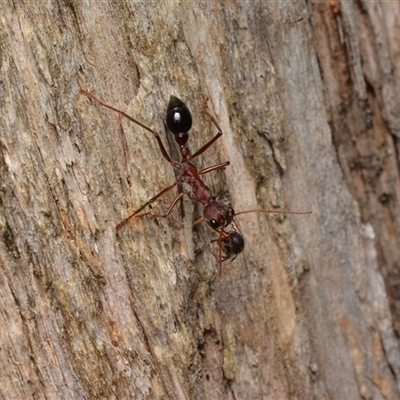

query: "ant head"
left=203, top=202, right=235, bottom=231
left=166, top=96, right=192, bottom=142
left=222, top=231, right=245, bottom=260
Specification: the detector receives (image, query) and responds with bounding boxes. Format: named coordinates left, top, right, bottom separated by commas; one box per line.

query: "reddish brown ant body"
left=80, top=89, right=311, bottom=275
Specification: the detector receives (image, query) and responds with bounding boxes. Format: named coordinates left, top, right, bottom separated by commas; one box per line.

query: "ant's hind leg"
left=201, top=96, right=224, bottom=133
left=199, top=161, right=230, bottom=176
left=188, top=97, right=225, bottom=162
left=80, top=89, right=177, bottom=167
left=189, top=118, right=225, bottom=163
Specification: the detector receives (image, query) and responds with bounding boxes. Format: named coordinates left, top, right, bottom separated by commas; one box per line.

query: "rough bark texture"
left=1, top=1, right=400, bottom=399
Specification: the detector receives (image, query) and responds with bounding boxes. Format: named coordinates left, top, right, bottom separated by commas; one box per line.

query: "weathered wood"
left=0, top=1, right=399, bottom=399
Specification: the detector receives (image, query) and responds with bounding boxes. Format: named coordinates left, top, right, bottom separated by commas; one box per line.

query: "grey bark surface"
left=1, top=1, right=400, bottom=399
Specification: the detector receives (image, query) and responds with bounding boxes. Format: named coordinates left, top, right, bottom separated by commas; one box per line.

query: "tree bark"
left=1, top=1, right=400, bottom=399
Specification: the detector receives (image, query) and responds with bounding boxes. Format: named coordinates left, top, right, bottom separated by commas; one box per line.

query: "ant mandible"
left=80, top=88, right=312, bottom=275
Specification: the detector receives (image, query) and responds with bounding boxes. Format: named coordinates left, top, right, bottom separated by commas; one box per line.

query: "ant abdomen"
left=166, top=96, right=192, bottom=135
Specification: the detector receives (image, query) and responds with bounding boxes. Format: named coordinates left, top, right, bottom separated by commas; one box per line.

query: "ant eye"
left=166, top=96, right=192, bottom=134
left=229, top=207, right=235, bottom=216
left=208, top=219, right=220, bottom=230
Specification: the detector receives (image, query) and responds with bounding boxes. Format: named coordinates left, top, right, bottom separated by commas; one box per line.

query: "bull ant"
left=80, top=89, right=311, bottom=275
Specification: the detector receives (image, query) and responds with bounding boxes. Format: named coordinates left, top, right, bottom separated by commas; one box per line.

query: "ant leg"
left=199, top=161, right=230, bottom=175
left=116, top=181, right=178, bottom=230
left=193, top=217, right=204, bottom=227
left=188, top=98, right=225, bottom=161
left=80, top=89, right=178, bottom=167
left=216, top=231, right=229, bottom=277
left=188, top=131, right=223, bottom=161
left=132, top=190, right=188, bottom=220
left=201, top=97, right=224, bottom=134
left=218, top=235, right=223, bottom=276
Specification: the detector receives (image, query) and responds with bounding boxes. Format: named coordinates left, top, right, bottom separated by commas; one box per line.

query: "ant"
left=80, top=89, right=312, bottom=275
